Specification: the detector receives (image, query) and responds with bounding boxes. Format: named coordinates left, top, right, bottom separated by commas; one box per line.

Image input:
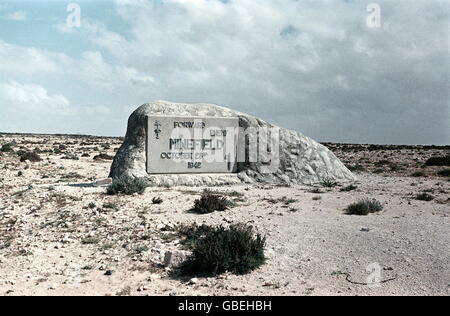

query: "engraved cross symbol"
left=154, top=121, right=162, bottom=139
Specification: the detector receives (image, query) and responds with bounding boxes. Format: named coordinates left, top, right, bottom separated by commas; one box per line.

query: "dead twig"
left=335, top=272, right=397, bottom=286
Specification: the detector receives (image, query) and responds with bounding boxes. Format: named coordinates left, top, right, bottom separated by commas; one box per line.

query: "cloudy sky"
left=0, top=0, right=448, bottom=144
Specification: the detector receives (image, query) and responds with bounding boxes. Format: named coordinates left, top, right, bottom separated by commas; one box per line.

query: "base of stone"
left=147, top=173, right=243, bottom=187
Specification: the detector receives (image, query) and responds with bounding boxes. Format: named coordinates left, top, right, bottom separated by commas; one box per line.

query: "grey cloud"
left=99, top=0, right=449, bottom=144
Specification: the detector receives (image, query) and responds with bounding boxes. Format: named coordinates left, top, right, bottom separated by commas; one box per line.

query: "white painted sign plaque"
left=146, top=115, right=239, bottom=174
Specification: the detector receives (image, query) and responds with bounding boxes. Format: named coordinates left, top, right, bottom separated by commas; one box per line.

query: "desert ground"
left=0, top=133, right=449, bottom=296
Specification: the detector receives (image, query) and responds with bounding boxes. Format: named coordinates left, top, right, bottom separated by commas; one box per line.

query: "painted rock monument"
left=109, top=101, right=356, bottom=186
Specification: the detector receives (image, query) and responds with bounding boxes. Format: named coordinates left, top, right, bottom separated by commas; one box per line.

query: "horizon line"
left=1, top=131, right=449, bottom=148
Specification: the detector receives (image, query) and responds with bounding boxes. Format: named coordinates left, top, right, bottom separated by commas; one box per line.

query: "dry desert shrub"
left=437, top=169, right=450, bottom=177
left=321, top=178, right=339, bottom=188
left=189, top=190, right=233, bottom=214
left=61, top=153, right=79, bottom=160
left=425, top=155, right=450, bottom=166
left=178, top=224, right=266, bottom=276
left=346, top=198, right=383, bottom=215
left=152, top=197, right=163, bottom=204
left=106, top=176, right=148, bottom=195
left=410, top=171, right=426, bottom=177
left=340, top=184, right=358, bottom=192
left=0, top=142, right=15, bottom=152
left=415, top=192, right=434, bottom=201
left=18, top=151, right=42, bottom=162
left=93, top=153, right=114, bottom=161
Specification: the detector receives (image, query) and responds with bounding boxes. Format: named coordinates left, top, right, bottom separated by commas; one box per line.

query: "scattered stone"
left=188, top=278, right=199, bottom=285
left=148, top=274, right=161, bottom=282
left=163, top=250, right=190, bottom=268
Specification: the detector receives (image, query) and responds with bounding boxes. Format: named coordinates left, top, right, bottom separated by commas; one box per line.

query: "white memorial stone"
left=109, top=101, right=356, bottom=186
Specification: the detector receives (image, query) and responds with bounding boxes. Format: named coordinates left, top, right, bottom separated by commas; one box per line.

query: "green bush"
left=103, top=202, right=119, bottom=211
left=81, top=237, right=99, bottom=245
left=375, top=159, right=391, bottom=166
left=152, top=197, right=163, bottom=204
left=437, top=169, right=450, bottom=177
left=176, top=223, right=215, bottom=250
left=389, top=163, right=402, bottom=172
left=189, top=190, right=232, bottom=214
left=410, top=171, right=426, bottom=177
left=93, top=153, right=114, bottom=161
left=321, top=178, right=338, bottom=188
left=340, top=184, right=358, bottom=192
left=61, top=153, right=79, bottom=160
left=425, top=155, right=450, bottom=166
left=0, top=142, right=15, bottom=152
left=346, top=198, right=383, bottom=215
left=264, top=196, right=297, bottom=205
left=179, top=224, right=266, bottom=276
left=18, top=151, right=42, bottom=162
left=415, top=192, right=434, bottom=201
left=106, top=176, right=148, bottom=195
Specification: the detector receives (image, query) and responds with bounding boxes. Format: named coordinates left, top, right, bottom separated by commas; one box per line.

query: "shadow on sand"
left=67, top=182, right=96, bottom=188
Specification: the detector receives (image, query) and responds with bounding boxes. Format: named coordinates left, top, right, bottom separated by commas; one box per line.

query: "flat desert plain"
left=0, top=134, right=449, bottom=296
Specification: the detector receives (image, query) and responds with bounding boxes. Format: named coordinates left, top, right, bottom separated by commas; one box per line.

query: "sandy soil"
left=0, top=134, right=449, bottom=296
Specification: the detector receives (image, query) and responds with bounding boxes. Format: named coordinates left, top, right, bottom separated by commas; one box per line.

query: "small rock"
left=148, top=274, right=161, bottom=282
left=188, top=278, right=198, bottom=285
left=157, top=223, right=166, bottom=231
left=163, top=250, right=190, bottom=268
left=265, top=249, right=275, bottom=259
